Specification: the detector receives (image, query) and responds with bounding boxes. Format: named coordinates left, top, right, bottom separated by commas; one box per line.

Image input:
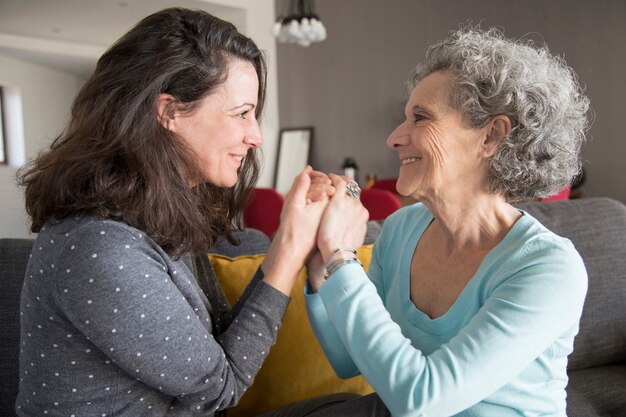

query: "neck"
left=421, top=192, right=521, bottom=255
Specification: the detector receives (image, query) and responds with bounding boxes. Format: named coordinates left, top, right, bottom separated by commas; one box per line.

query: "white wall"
left=0, top=55, right=83, bottom=238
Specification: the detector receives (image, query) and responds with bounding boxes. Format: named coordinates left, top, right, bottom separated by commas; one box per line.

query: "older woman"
left=305, top=27, right=591, bottom=416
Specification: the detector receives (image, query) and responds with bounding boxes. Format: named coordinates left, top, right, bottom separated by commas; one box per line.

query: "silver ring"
left=345, top=181, right=361, bottom=199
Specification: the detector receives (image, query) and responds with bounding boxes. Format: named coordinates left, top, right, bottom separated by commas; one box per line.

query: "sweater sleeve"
left=305, top=215, right=393, bottom=379
left=304, top=232, right=389, bottom=379
left=305, top=287, right=360, bottom=378
left=223, top=266, right=266, bottom=328
left=52, top=222, right=289, bottom=414
left=317, top=239, right=587, bottom=417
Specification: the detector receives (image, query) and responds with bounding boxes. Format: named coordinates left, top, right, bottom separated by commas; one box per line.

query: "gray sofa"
left=2, top=197, right=625, bottom=416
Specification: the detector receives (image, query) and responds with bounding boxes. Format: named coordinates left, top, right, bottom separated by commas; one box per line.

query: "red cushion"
left=540, top=185, right=571, bottom=202
left=360, top=188, right=402, bottom=221
left=243, top=188, right=284, bottom=237
left=371, top=178, right=398, bottom=194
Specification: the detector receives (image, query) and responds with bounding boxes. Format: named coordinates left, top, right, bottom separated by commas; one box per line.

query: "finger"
left=285, top=166, right=312, bottom=205
left=307, top=184, right=334, bottom=202
left=310, top=176, right=332, bottom=185
left=307, top=184, right=328, bottom=200
left=310, top=177, right=336, bottom=197
left=310, top=180, right=333, bottom=193
left=328, top=173, right=348, bottom=198
left=309, top=169, right=332, bottom=182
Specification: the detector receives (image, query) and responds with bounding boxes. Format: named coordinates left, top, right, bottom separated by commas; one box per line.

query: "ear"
left=156, top=93, right=177, bottom=130
left=481, top=115, right=511, bottom=158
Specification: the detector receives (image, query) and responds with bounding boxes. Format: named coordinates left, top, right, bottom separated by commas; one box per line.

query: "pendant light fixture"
left=272, top=0, right=326, bottom=47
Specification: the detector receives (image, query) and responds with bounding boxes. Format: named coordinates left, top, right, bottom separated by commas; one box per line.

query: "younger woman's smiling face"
left=167, top=59, right=262, bottom=188
left=386, top=71, right=489, bottom=203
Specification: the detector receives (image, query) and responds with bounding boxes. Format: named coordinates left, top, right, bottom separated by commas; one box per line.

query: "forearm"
left=304, top=285, right=360, bottom=378
left=261, top=228, right=309, bottom=295
left=221, top=266, right=264, bottom=329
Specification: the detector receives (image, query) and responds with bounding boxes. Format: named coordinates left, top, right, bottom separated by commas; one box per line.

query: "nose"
left=386, top=121, right=410, bottom=150
left=244, top=119, right=263, bottom=148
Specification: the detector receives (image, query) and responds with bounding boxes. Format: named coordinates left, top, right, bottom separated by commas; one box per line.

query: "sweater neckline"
left=401, top=208, right=532, bottom=332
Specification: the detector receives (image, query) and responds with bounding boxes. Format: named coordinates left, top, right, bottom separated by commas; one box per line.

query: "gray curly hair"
left=410, top=27, right=591, bottom=202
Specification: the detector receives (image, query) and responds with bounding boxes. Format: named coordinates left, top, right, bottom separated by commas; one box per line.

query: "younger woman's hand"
left=262, top=166, right=330, bottom=295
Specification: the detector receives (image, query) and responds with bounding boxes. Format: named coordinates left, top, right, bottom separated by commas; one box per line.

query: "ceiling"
left=0, top=0, right=246, bottom=77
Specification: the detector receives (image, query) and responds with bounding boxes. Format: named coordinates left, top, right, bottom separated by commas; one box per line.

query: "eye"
left=237, top=110, right=250, bottom=119
left=413, top=113, right=427, bottom=123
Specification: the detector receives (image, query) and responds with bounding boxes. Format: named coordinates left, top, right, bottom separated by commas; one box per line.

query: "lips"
left=230, top=154, right=246, bottom=164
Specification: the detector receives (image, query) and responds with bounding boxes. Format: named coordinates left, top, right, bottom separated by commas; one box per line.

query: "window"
left=0, top=86, right=25, bottom=168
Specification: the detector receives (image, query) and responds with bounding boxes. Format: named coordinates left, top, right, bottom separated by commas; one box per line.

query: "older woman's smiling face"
left=386, top=71, right=489, bottom=203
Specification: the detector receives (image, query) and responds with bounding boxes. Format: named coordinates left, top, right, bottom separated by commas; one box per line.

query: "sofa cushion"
left=566, top=364, right=626, bottom=417
left=364, top=220, right=383, bottom=245
left=517, top=198, right=626, bottom=370
left=0, top=238, right=35, bottom=417
left=208, top=228, right=271, bottom=258
left=208, top=245, right=375, bottom=417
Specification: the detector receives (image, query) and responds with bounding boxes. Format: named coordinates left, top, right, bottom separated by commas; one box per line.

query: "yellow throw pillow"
left=209, top=245, right=374, bottom=417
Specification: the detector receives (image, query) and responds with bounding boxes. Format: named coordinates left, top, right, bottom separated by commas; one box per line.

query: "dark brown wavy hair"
left=17, top=8, right=267, bottom=257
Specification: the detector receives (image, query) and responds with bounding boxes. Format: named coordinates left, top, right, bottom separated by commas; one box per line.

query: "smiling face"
left=386, top=71, right=490, bottom=203
left=166, top=59, right=262, bottom=188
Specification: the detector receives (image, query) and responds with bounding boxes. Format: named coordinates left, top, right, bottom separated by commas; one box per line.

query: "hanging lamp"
left=272, top=0, right=327, bottom=47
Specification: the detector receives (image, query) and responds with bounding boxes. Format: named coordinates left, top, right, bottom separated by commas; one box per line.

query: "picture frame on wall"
left=0, top=89, right=5, bottom=164
left=274, top=127, right=313, bottom=195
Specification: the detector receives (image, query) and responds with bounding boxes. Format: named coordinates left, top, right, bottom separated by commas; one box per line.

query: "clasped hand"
left=305, top=169, right=369, bottom=292
left=261, top=166, right=368, bottom=295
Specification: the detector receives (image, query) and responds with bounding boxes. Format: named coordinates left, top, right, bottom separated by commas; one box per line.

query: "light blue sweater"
left=306, top=203, right=587, bottom=417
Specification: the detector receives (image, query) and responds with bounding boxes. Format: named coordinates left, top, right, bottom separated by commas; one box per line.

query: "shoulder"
left=61, top=215, right=147, bottom=241
left=46, top=215, right=171, bottom=282
left=46, top=216, right=189, bottom=301
left=489, top=212, right=587, bottom=302
left=50, top=215, right=161, bottom=257
left=514, top=211, right=583, bottom=267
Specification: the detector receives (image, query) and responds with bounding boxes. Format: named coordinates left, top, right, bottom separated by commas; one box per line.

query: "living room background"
left=276, top=0, right=626, bottom=204
left=0, top=0, right=624, bottom=239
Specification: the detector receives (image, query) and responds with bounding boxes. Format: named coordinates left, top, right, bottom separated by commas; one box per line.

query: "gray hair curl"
left=409, top=27, right=591, bottom=202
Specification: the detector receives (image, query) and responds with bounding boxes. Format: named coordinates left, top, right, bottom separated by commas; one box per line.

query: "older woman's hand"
left=306, top=169, right=335, bottom=203
left=306, top=174, right=368, bottom=292
left=316, top=174, right=369, bottom=265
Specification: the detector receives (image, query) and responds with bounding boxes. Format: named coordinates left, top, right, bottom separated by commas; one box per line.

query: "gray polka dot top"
left=16, top=214, right=289, bottom=416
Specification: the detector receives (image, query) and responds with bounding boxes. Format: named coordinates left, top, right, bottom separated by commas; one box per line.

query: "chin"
left=203, top=172, right=239, bottom=188
left=225, top=177, right=240, bottom=188
left=215, top=180, right=238, bottom=188
left=395, top=180, right=413, bottom=197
